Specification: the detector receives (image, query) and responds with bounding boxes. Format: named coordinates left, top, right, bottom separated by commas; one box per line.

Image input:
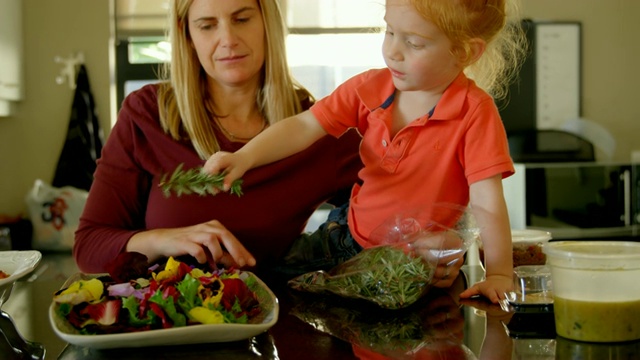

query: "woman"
left=73, top=0, right=362, bottom=273
left=74, top=0, right=464, bottom=287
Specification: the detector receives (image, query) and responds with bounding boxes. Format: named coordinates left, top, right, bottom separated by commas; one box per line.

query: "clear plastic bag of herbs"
left=288, top=204, right=479, bottom=309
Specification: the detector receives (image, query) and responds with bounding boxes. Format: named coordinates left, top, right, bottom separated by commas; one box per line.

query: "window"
left=113, top=0, right=168, bottom=110
left=284, top=0, right=386, bottom=97
left=113, top=0, right=386, bottom=109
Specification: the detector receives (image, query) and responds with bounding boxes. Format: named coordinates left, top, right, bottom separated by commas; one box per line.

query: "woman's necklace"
left=214, top=117, right=268, bottom=142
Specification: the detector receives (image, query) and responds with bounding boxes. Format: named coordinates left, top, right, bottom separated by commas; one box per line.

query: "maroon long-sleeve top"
left=73, top=84, right=363, bottom=273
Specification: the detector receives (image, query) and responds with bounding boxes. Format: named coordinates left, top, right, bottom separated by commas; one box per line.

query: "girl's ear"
left=456, top=38, right=487, bottom=67
left=467, top=38, right=487, bottom=65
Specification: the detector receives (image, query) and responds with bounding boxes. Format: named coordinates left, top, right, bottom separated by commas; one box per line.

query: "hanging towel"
left=52, top=64, right=104, bottom=191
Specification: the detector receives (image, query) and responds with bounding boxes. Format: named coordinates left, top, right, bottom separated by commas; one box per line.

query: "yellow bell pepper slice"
left=53, top=278, right=104, bottom=305
left=188, top=307, right=225, bottom=324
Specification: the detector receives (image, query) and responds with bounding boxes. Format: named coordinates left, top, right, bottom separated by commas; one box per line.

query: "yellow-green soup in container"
left=543, top=241, right=640, bottom=343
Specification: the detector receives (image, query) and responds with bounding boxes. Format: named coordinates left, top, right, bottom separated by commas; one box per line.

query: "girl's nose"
left=383, top=38, right=402, bottom=62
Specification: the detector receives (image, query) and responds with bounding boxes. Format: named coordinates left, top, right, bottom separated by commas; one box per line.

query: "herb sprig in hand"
left=159, top=163, right=243, bottom=198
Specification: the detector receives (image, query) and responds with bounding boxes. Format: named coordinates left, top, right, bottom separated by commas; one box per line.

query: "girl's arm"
left=204, top=110, right=327, bottom=188
left=459, top=175, right=514, bottom=303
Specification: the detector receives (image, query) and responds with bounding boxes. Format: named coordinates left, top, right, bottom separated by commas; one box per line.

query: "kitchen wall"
left=0, top=0, right=110, bottom=217
left=0, top=0, right=638, bottom=217
left=522, top=0, right=640, bottom=163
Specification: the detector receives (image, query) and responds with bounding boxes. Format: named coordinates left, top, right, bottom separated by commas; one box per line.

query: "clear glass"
left=510, top=265, right=553, bottom=305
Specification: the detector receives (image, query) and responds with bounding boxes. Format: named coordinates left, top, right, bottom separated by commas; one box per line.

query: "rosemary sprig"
left=159, top=163, right=243, bottom=198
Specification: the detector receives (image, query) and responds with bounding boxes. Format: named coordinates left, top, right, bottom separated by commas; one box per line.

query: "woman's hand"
left=126, top=220, right=256, bottom=269
left=203, top=151, right=253, bottom=191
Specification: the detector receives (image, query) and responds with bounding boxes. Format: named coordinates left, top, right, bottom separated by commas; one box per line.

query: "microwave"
left=503, top=162, right=640, bottom=239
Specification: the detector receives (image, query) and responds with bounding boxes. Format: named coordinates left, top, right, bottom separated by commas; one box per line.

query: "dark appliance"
left=505, top=161, right=639, bottom=240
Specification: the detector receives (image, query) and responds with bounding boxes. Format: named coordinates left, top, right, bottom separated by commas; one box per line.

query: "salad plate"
left=49, top=271, right=279, bottom=349
left=0, top=250, right=42, bottom=288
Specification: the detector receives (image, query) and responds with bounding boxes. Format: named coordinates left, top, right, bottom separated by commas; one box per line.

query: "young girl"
left=204, top=0, right=526, bottom=303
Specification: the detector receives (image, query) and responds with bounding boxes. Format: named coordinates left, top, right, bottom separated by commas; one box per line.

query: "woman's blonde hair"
left=411, top=0, right=528, bottom=100
left=157, top=0, right=312, bottom=159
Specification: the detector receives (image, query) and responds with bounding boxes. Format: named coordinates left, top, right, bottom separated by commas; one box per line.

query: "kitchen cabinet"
left=0, top=0, right=24, bottom=117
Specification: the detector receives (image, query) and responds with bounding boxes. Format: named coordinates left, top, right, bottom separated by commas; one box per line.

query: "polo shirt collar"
left=430, top=72, right=471, bottom=121
left=356, top=69, right=397, bottom=111
left=355, top=69, right=471, bottom=120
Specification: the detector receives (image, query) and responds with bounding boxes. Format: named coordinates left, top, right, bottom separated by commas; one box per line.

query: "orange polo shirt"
left=311, top=69, right=514, bottom=248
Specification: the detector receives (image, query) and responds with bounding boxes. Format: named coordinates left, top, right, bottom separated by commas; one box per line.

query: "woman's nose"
left=218, top=24, right=239, bottom=48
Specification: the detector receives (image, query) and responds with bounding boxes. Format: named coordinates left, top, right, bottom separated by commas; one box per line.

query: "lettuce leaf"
left=149, top=288, right=187, bottom=327
left=176, top=273, right=202, bottom=313
left=122, top=295, right=156, bottom=327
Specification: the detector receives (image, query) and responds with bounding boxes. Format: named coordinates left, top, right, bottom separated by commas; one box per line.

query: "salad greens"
left=53, top=255, right=261, bottom=334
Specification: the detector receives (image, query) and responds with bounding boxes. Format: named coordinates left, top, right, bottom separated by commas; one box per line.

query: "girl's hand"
left=127, top=220, right=256, bottom=269
left=410, top=231, right=465, bottom=288
left=459, top=274, right=513, bottom=304
left=203, top=151, right=252, bottom=191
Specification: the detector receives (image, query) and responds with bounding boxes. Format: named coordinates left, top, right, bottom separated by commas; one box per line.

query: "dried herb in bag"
left=287, top=204, right=480, bottom=309
left=288, top=245, right=434, bottom=309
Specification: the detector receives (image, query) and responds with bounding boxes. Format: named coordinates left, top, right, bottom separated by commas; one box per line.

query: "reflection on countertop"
left=1, top=252, right=640, bottom=359
left=2, top=253, right=78, bottom=358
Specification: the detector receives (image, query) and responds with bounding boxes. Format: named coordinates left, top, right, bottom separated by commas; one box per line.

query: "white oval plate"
left=0, top=250, right=43, bottom=287
left=49, top=271, right=279, bottom=349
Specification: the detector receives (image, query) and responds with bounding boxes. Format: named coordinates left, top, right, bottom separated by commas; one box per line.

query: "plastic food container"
left=543, top=241, right=640, bottom=343
left=478, top=229, right=552, bottom=268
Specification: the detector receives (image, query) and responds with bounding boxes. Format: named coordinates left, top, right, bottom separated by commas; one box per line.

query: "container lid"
left=543, top=241, right=640, bottom=269
left=511, top=229, right=552, bottom=243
